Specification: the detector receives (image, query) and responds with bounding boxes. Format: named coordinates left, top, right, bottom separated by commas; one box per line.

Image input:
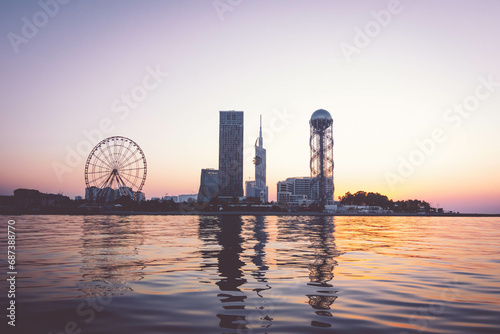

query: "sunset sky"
left=1, top=0, right=499, bottom=213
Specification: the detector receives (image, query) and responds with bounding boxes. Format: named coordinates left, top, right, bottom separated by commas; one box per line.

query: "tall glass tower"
left=219, top=111, right=244, bottom=198
left=254, top=115, right=267, bottom=203
left=310, top=109, right=334, bottom=206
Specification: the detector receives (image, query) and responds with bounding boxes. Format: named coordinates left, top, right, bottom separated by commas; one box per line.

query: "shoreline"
left=1, top=211, right=499, bottom=217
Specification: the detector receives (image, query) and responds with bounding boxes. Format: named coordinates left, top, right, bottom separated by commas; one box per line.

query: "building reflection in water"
left=78, top=217, right=146, bottom=297
left=199, top=215, right=248, bottom=331
left=198, top=215, right=274, bottom=332
left=306, top=216, right=339, bottom=326
left=250, top=216, right=273, bottom=329
left=198, top=215, right=338, bottom=331
left=215, top=215, right=248, bottom=331
left=251, top=216, right=269, bottom=284
left=198, top=216, right=220, bottom=272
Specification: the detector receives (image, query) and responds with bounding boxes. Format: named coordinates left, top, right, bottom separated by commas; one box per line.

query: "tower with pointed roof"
left=253, top=115, right=268, bottom=203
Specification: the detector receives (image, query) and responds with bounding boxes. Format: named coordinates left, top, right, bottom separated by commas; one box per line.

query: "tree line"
left=339, top=191, right=440, bottom=213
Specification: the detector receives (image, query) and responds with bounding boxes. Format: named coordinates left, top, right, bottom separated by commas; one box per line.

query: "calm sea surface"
left=1, top=215, right=499, bottom=334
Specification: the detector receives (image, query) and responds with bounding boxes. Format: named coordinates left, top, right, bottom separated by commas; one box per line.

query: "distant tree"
left=339, top=192, right=354, bottom=204
left=209, top=197, right=219, bottom=206
left=231, top=196, right=239, bottom=204
left=114, top=195, right=136, bottom=210
left=339, top=191, right=435, bottom=212
left=339, top=190, right=391, bottom=208
left=309, top=203, right=320, bottom=212
left=242, top=197, right=260, bottom=205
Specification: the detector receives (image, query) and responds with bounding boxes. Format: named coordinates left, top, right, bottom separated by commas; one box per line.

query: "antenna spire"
left=258, top=115, right=263, bottom=147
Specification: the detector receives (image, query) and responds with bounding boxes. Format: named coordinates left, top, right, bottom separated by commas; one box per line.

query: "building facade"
left=218, top=111, right=244, bottom=198
left=178, top=194, right=198, bottom=203
left=276, top=176, right=333, bottom=204
left=162, top=195, right=179, bottom=202
left=198, top=168, right=219, bottom=203
left=245, top=180, right=256, bottom=198
left=85, top=186, right=99, bottom=202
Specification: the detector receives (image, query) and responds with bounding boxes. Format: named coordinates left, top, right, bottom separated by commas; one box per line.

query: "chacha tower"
left=309, top=109, right=334, bottom=206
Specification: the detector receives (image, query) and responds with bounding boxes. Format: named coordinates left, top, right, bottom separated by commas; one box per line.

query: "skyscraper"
left=310, top=109, right=334, bottom=206
left=253, top=115, right=268, bottom=203
left=218, top=111, right=244, bottom=198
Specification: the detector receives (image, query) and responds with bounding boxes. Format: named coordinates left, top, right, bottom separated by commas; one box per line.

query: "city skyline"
left=1, top=1, right=500, bottom=213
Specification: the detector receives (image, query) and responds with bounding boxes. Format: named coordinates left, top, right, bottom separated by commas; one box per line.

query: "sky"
left=1, top=0, right=499, bottom=213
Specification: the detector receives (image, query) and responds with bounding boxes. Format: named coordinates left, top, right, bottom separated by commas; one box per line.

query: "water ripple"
left=1, top=215, right=499, bottom=333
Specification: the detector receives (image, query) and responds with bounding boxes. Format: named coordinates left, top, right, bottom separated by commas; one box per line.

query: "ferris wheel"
left=84, top=136, right=147, bottom=202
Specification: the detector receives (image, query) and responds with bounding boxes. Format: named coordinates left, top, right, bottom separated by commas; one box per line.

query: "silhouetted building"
left=13, top=188, right=41, bottom=209
left=179, top=194, right=197, bottom=202
left=85, top=186, right=142, bottom=203
left=310, top=109, right=334, bottom=205
left=198, top=168, right=219, bottom=203
left=162, top=195, right=178, bottom=202
left=135, top=191, right=145, bottom=202
left=13, top=188, right=70, bottom=210
left=245, top=180, right=256, bottom=198
left=90, top=186, right=113, bottom=203
left=118, top=186, right=134, bottom=198
left=253, top=115, right=268, bottom=203
left=218, top=111, right=244, bottom=199
left=0, top=195, right=15, bottom=211
left=85, top=186, right=99, bottom=202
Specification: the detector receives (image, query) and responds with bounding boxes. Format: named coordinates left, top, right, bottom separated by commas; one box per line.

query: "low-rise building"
left=198, top=169, right=219, bottom=203
left=277, top=176, right=334, bottom=205
left=336, top=205, right=385, bottom=214
left=163, top=195, right=179, bottom=202
left=179, top=194, right=198, bottom=203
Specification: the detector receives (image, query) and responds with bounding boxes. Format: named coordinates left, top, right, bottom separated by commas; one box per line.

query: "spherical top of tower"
left=310, top=109, right=333, bottom=131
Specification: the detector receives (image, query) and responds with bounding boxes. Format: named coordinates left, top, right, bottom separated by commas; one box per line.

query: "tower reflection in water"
left=198, top=215, right=339, bottom=331
left=78, top=217, right=146, bottom=297
left=198, top=215, right=273, bottom=333
left=250, top=216, right=272, bottom=328
left=215, top=215, right=248, bottom=330
left=251, top=216, right=270, bottom=284
left=306, top=216, right=339, bottom=326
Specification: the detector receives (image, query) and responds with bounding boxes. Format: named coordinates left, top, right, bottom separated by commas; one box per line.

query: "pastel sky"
left=1, top=0, right=499, bottom=213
